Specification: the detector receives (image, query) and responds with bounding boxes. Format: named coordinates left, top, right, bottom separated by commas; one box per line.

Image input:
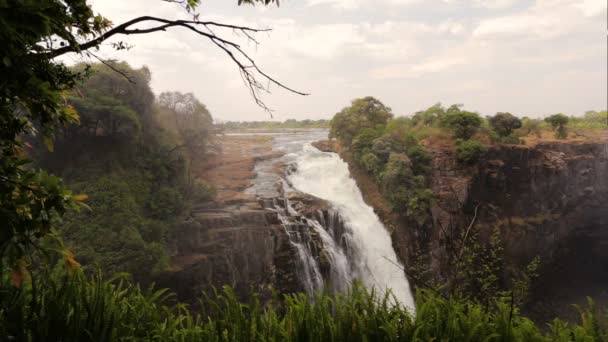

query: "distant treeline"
left=219, top=118, right=330, bottom=131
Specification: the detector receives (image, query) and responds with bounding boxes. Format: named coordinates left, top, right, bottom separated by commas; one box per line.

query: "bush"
left=352, top=127, right=384, bottom=160
left=329, top=96, right=393, bottom=147
left=380, top=153, right=433, bottom=224
left=371, top=135, right=396, bottom=163
left=456, top=140, right=487, bottom=164
left=545, top=113, right=569, bottom=139
left=360, top=152, right=382, bottom=177
left=440, top=110, right=483, bottom=140
left=149, top=186, right=183, bottom=218
left=406, top=145, right=432, bottom=175
left=489, top=112, right=522, bottom=137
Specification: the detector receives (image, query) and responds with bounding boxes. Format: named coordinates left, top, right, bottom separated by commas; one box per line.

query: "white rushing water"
left=288, top=143, right=415, bottom=311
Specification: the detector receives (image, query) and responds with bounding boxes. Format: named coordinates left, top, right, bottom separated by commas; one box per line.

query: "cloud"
left=473, top=0, right=606, bottom=39
left=75, top=0, right=605, bottom=120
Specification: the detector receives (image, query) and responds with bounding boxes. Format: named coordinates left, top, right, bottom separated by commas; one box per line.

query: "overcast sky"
left=83, top=0, right=607, bottom=122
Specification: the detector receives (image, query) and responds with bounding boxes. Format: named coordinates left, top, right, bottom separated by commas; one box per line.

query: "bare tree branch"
left=44, top=16, right=308, bottom=113
left=458, top=203, right=481, bottom=259
left=85, top=51, right=135, bottom=84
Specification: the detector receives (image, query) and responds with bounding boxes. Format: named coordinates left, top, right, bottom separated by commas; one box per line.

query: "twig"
left=86, top=51, right=135, bottom=84
left=458, top=203, right=481, bottom=259
left=43, top=16, right=308, bottom=113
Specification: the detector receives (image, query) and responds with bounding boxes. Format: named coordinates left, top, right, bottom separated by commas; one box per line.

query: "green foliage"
left=545, top=113, right=569, bottom=139
left=351, top=127, right=384, bottom=162
left=381, top=153, right=433, bottom=225
left=489, top=112, right=522, bottom=137
left=406, top=145, right=432, bottom=175
left=571, top=110, right=608, bottom=128
left=440, top=110, right=483, bottom=140
left=0, top=0, right=101, bottom=267
left=67, top=62, right=154, bottom=139
left=411, top=103, right=446, bottom=126
left=1, top=265, right=606, bottom=341
left=28, top=63, right=210, bottom=279
left=330, top=96, right=393, bottom=147
left=60, top=174, right=176, bottom=278
left=456, top=227, right=504, bottom=304
left=456, top=140, right=487, bottom=164
left=360, top=152, right=382, bottom=176
left=329, top=97, right=436, bottom=227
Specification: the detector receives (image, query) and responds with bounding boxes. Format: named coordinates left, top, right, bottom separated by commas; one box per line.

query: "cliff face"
left=326, top=139, right=608, bottom=321
left=426, top=142, right=608, bottom=280
left=156, top=200, right=302, bottom=302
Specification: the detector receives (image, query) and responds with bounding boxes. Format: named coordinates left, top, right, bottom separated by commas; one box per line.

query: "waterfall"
left=246, top=131, right=415, bottom=311
left=287, top=143, right=415, bottom=311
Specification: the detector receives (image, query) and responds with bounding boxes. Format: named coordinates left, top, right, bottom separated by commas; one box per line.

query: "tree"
left=330, top=97, right=393, bottom=147
left=455, top=140, right=487, bottom=164
left=66, top=62, right=154, bottom=139
left=0, top=0, right=302, bottom=272
left=157, top=91, right=213, bottom=159
left=545, top=113, right=569, bottom=139
left=488, top=112, right=522, bottom=137
left=440, top=110, right=483, bottom=140
left=411, top=103, right=446, bottom=126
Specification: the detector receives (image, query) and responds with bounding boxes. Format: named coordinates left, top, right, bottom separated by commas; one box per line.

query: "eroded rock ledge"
left=156, top=135, right=342, bottom=303
left=314, top=139, right=608, bottom=322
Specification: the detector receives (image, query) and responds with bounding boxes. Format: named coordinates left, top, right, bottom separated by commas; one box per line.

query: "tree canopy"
left=545, top=113, right=569, bottom=139
left=330, top=96, right=393, bottom=147
left=440, top=110, right=483, bottom=140
left=489, top=112, right=522, bottom=137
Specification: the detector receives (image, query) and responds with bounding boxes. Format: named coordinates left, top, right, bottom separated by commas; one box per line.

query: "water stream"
left=243, top=130, right=414, bottom=310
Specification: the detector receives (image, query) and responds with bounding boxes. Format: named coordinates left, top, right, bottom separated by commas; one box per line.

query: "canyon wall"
left=322, top=139, right=608, bottom=321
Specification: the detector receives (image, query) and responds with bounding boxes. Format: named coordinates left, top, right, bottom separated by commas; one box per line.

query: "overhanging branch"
left=45, top=15, right=308, bottom=113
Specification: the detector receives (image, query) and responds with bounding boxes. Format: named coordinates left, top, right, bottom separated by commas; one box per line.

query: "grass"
left=1, top=266, right=606, bottom=341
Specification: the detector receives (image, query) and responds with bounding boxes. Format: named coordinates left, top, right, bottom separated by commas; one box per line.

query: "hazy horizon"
left=82, top=0, right=607, bottom=122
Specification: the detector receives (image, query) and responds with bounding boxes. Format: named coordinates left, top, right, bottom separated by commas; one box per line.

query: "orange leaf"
left=66, top=256, right=81, bottom=270
left=72, top=194, right=88, bottom=201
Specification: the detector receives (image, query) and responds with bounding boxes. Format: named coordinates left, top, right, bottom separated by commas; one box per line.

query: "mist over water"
left=288, top=143, right=415, bottom=311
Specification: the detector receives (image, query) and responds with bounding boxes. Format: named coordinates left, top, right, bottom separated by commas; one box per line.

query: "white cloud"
left=75, top=0, right=606, bottom=120
left=574, top=0, right=607, bottom=17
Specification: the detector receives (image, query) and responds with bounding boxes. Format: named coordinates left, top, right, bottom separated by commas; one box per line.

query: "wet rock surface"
left=156, top=135, right=342, bottom=303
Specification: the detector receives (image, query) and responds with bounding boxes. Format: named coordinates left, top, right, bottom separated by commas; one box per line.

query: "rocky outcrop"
left=425, top=142, right=608, bottom=284
left=157, top=200, right=302, bottom=303
left=156, top=136, right=349, bottom=303
left=317, top=138, right=608, bottom=322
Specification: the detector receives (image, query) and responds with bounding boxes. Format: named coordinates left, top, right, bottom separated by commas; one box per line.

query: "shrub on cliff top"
left=489, top=112, right=522, bottom=137
left=440, top=110, right=483, bottom=140
left=456, top=140, right=487, bottom=164
left=329, top=96, right=393, bottom=147
left=545, top=113, right=569, bottom=139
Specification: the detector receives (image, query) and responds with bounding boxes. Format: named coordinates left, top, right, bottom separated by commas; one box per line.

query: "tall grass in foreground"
left=0, top=267, right=606, bottom=341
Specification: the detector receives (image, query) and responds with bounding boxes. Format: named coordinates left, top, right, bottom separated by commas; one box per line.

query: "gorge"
left=160, top=129, right=607, bottom=324
left=161, top=131, right=415, bottom=310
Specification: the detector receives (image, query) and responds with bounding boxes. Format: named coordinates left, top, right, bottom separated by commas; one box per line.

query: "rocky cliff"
left=317, top=139, right=608, bottom=322
left=156, top=135, right=350, bottom=303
